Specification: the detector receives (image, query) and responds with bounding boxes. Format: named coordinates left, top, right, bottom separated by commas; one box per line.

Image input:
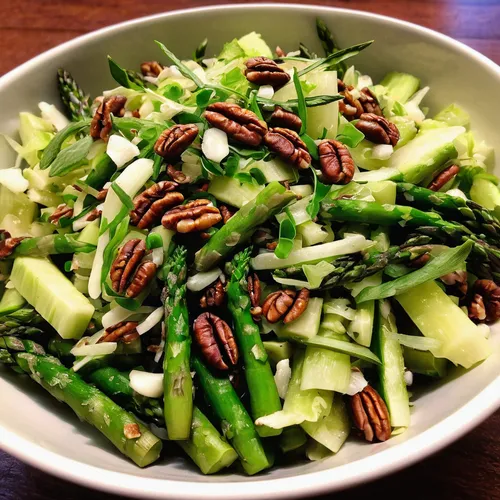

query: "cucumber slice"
left=396, top=280, right=492, bottom=368
left=402, top=346, right=448, bottom=378
left=0, top=288, right=26, bottom=315
left=366, top=181, right=396, bottom=205
left=208, top=176, right=263, bottom=208
left=296, top=221, right=328, bottom=247
left=372, top=300, right=410, bottom=428
left=238, top=32, right=273, bottom=59
left=279, top=426, right=307, bottom=453
left=470, top=177, right=500, bottom=210
left=263, top=341, right=294, bottom=366
left=0, top=185, right=37, bottom=236
left=379, top=72, right=420, bottom=104
left=276, top=298, right=323, bottom=340
left=10, top=256, right=94, bottom=339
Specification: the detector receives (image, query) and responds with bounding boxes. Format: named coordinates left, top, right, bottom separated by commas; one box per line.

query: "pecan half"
left=49, top=204, right=73, bottom=224
left=318, top=139, right=355, bottom=185
left=99, top=321, right=139, bottom=344
left=0, top=230, right=25, bottom=260
left=269, top=106, right=302, bottom=133
left=110, top=239, right=147, bottom=294
left=85, top=208, right=102, bottom=222
left=468, top=279, right=500, bottom=323
left=126, top=261, right=157, bottom=298
left=96, top=188, right=108, bottom=201
left=200, top=278, right=225, bottom=308
left=245, top=57, right=291, bottom=88
left=351, top=385, right=391, bottom=442
left=193, top=312, right=238, bottom=370
left=204, top=102, right=268, bottom=147
left=355, top=113, right=400, bottom=146
left=440, top=270, right=468, bottom=298
left=130, top=181, right=184, bottom=230
left=247, top=273, right=262, bottom=319
left=167, top=164, right=191, bottom=184
left=154, top=124, right=199, bottom=161
left=338, top=80, right=382, bottom=120
left=219, top=205, right=235, bottom=224
left=141, top=61, right=163, bottom=78
left=263, top=127, right=311, bottom=169
left=409, top=253, right=430, bottom=268
left=266, top=241, right=278, bottom=251
left=90, top=95, right=127, bottom=142
left=262, top=288, right=310, bottom=323
left=428, top=165, right=460, bottom=191
left=359, top=87, right=382, bottom=116
left=162, top=199, right=222, bottom=233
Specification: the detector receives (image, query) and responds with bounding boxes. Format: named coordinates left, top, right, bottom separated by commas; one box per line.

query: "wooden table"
left=1, top=0, right=500, bottom=498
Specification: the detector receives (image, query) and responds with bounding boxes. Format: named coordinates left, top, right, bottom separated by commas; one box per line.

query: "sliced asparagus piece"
left=57, top=69, right=92, bottom=121
left=195, top=182, right=296, bottom=271
left=227, top=249, right=282, bottom=437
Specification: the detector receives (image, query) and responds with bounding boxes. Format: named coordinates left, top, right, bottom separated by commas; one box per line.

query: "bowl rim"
left=1, top=3, right=500, bottom=498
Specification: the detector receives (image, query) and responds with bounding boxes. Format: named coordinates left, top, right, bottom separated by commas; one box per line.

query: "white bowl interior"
left=0, top=5, right=499, bottom=499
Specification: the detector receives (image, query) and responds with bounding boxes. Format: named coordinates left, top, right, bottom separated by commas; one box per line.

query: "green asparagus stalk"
left=0, top=338, right=162, bottom=467
left=227, top=249, right=282, bottom=437
left=396, top=182, right=500, bottom=243
left=163, top=246, right=193, bottom=440
left=192, top=355, right=270, bottom=475
left=315, top=18, right=347, bottom=76
left=0, top=307, right=44, bottom=336
left=7, top=233, right=96, bottom=259
left=57, top=69, right=92, bottom=121
left=194, top=182, right=296, bottom=271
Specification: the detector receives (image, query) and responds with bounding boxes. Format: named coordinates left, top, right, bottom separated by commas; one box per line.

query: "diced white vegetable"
left=345, top=369, right=368, bottom=396
left=106, top=135, right=140, bottom=169
left=274, top=359, right=292, bottom=399
left=323, top=298, right=356, bottom=320
left=257, top=85, right=274, bottom=99
left=154, top=338, right=165, bottom=363
left=38, top=102, right=70, bottom=131
left=290, top=184, right=314, bottom=198
left=404, top=370, right=413, bottom=387
left=356, top=74, right=373, bottom=89
left=129, top=370, right=164, bottom=398
left=202, top=128, right=229, bottom=163
left=251, top=235, right=371, bottom=270
left=371, top=144, right=394, bottom=160
left=273, top=276, right=310, bottom=288
left=136, top=307, right=164, bottom=336
left=446, top=188, right=468, bottom=200
left=70, top=342, right=117, bottom=357
left=0, top=169, right=29, bottom=193
left=152, top=247, right=164, bottom=267
left=187, top=267, right=222, bottom=292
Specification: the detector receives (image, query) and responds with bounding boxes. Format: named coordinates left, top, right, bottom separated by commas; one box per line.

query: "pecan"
left=355, top=113, right=400, bottom=146
left=266, top=241, right=278, bottom=251
left=351, top=385, right=391, bottom=442
left=263, top=127, right=311, bottom=169
left=359, top=87, right=382, bottom=116
left=219, top=205, right=235, bottom=224
left=0, top=230, right=25, bottom=260
left=269, top=106, right=302, bottom=133
left=248, top=273, right=262, bottom=319
left=409, top=253, right=430, bottom=268
left=154, top=124, right=199, bottom=161
left=440, top=270, right=468, bottom=297
left=428, top=165, right=460, bottom=191
left=162, top=199, right=222, bottom=233
left=96, top=188, right=108, bottom=201
left=123, top=423, right=141, bottom=439
left=130, top=181, right=183, bottom=230
left=110, top=239, right=146, bottom=294
left=262, top=288, right=310, bottom=323
left=253, top=228, right=274, bottom=246
left=126, top=261, right=158, bottom=298
left=141, top=61, right=163, bottom=78
left=90, top=95, right=127, bottom=142
left=49, top=204, right=73, bottom=224
left=318, top=139, right=355, bottom=185
left=99, top=321, right=139, bottom=344
left=244, top=57, right=291, bottom=88
left=338, top=80, right=382, bottom=120
left=468, top=279, right=500, bottom=323
left=275, top=46, right=286, bottom=58
left=196, top=182, right=209, bottom=192
left=204, top=102, right=268, bottom=147
left=167, top=164, right=191, bottom=184
left=85, top=208, right=102, bottom=222
left=200, top=279, right=225, bottom=308
left=193, top=312, right=238, bottom=370
left=339, top=89, right=364, bottom=120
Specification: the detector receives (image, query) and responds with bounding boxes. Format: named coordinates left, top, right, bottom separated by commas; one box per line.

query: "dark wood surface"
left=1, top=0, right=500, bottom=499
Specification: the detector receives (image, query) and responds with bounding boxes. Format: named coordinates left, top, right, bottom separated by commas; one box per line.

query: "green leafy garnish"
left=152, top=154, right=163, bottom=181
left=111, top=182, right=135, bottom=211
left=223, top=152, right=240, bottom=177
left=107, top=56, right=144, bottom=91
left=257, top=94, right=343, bottom=113
left=194, top=38, right=208, bottom=62
left=275, top=208, right=296, bottom=259
left=146, top=232, right=164, bottom=250
left=299, top=42, right=317, bottom=59
left=218, top=39, right=245, bottom=62
left=163, top=82, right=184, bottom=101
left=201, top=156, right=224, bottom=177
left=292, top=69, right=307, bottom=134
left=249, top=168, right=267, bottom=185
left=301, top=134, right=319, bottom=160
left=249, top=91, right=264, bottom=121
left=315, top=18, right=347, bottom=77
left=357, top=241, right=474, bottom=303
left=196, top=88, right=215, bottom=108
left=49, top=135, right=93, bottom=177
left=307, top=168, right=330, bottom=219
left=156, top=41, right=205, bottom=88
left=336, top=121, right=365, bottom=148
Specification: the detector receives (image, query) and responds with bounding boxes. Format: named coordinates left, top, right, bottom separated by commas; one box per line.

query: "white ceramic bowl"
left=1, top=4, right=499, bottom=499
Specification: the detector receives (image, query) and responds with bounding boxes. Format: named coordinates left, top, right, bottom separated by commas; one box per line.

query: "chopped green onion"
left=292, top=69, right=307, bottom=134
left=146, top=232, right=164, bottom=250
left=111, top=182, right=135, bottom=211
left=275, top=208, right=296, bottom=259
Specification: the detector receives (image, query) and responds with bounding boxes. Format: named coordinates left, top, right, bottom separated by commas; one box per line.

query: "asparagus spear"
left=0, top=307, right=44, bottom=337
left=194, top=182, right=296, bottom=271
left=227, top=249, right=282, bottom=437
left=163, top=246, right=193, bottom=440
left=396, top=182, right=500, bottom=243
left=57, top=69, right=92, bottom=121
left=315, top=18, right=347, bottom=76
left=0, top=338, right=162, bottom=467
left=7, top=234, right=96, bottom=259
left=192, top=355, right=270, bottom=475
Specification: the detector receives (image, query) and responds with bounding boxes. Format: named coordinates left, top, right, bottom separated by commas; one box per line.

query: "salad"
left=0, top=18, right=496, bottom=474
